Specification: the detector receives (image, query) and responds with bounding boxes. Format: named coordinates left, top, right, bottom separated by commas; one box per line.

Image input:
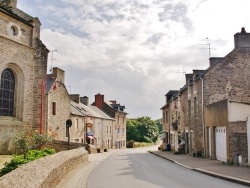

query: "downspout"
left=40, top=80, right=45, bottom=134
left=200, top=76, right=205, bottom=157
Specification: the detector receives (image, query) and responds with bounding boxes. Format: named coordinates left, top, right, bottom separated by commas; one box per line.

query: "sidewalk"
left=149, top=150, right=250, bottom=187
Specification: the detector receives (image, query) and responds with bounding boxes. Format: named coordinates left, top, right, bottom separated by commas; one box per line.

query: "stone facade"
left=0, top=1, right=48, bottom=154
left=45, top=68, right=71, bottom=142
left=181, top=70, right=205, bottom=156
left=93, top=93, right=127, bottom=149
left=162, top=28, right=250, bottom=164
left=204, top=29, right=250, bottom=164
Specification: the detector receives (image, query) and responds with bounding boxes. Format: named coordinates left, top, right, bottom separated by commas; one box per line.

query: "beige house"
left=92, top=93, right=128, bottom=149
left=0, top=0, right=48, bottom=154
left=44, top=68, right=71, bottom=142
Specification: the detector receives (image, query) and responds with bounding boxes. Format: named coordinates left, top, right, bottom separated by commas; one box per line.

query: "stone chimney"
left=95, top=93, right=104, bottom=109
left=209, top=57, right=223, bottom=67
left=52, top=67, right=65, bottom=84
left=0, top=0, right=17, bottom=8
left=110, top=100, right=116, bottom=104
left=80, top=96, right=89, bottom=106
left=185, top=74, right=193, bottom=84
left=70, top=94, right=80, bottom=103
left=234, top=27, right=250, bottom=48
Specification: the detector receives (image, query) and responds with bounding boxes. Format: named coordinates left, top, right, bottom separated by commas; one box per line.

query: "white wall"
left=228, top=101, right=250, bottom=122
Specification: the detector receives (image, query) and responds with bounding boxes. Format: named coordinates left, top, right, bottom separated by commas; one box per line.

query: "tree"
left=155, top=119, right=163, bottom=134
left=126, top=117, right=159, bottom=143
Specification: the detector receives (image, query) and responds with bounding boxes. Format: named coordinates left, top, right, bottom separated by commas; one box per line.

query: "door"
left=215, top=127, right=227, bottom=162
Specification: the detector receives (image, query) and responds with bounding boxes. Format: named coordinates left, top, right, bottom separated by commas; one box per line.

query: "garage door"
left=215, top=127, right=227, bottom=162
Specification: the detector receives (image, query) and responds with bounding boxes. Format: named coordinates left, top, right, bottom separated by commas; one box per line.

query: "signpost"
left=66, top=119, right=72, bottom=150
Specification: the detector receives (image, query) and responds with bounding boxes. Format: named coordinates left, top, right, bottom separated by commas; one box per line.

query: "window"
left=110, top=126, right=111, bottom=133
left=52, top=102, right=56, bottom=115
left=188, top=100, right=191, bottom=118
left=165, top=111, right=168, bottom=123
left=107, top=126, right=108, bottom=133
left=163, top=112, right=165, bottom=123
left=75, top=119, right=79, bottom=129
left=194, top=97, right=197, bottom=117
left=0, top=68, right=15, bottom=116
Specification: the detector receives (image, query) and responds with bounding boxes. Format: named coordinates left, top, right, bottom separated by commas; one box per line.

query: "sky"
left=17, top=0, right=250, bottom=120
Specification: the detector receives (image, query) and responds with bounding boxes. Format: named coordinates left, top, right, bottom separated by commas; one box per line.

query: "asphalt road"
left=87, top=147, right=249, bottom=188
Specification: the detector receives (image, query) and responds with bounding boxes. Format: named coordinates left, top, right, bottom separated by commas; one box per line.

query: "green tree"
left=126, top=117, right=159, bottom=143
left=155, top=119, right=163, bottom=134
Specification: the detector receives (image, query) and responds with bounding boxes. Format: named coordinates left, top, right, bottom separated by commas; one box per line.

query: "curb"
left=148, top=151, right=250, bottom=187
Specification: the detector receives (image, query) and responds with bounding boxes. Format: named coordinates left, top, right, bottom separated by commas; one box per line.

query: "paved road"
left=86, top=147, right=248, bottom=188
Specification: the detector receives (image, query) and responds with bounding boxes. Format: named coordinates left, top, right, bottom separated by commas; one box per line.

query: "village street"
left=56, top=146, right=249, bottom=188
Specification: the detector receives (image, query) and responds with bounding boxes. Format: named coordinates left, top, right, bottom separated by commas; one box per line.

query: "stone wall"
left=0, top=148, right=88, bottom=188
left=228, top=121, right=248, bottom=165
left=204, top=48, right=250, bottom=106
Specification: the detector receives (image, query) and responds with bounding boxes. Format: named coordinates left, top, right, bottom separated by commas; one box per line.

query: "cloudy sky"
left=18, top=0, right=250, bottom=120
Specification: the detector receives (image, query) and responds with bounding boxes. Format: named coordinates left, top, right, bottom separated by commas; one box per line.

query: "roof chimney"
left=80, top=96, right=89, bottom=106
left=95, top=93, right=104, bottom=109
left=209, top=57, right=223, bottom=67
left=52, top=67, right=65, bottom=84
left=0, top=0, right=17, bottom=8
left=234, top=27, right=250, bottom=48
left=70, top=94, right=80, bottom=103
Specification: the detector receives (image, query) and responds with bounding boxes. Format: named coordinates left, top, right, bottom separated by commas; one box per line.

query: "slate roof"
left=71, top=100, right=114, bottom=120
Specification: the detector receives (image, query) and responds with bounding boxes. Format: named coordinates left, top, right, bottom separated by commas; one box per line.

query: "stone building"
left=92, top=93, right=128, bottom=149
left=0, top=0, right=48, bottom=154
left=161, top=29, right=250, bottom=165
left=44, top=67, right=71, bottom=142
left=204, top=28, right=250, bottom=165
left=180, top=70, right=206, bottom=156
left=70, top=95, right=115, bottom=150
left=160, top=90, right=179, bottom=150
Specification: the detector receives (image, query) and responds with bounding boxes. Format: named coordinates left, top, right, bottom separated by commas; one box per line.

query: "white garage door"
left=215, top=127, right=227, bottom=162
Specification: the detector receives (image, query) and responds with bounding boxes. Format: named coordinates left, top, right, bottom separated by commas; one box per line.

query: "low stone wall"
left=0, top=147, right=88, bottom=188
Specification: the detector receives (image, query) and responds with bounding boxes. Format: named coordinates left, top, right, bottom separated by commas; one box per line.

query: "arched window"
left=0, top=68, right=15, bottom=116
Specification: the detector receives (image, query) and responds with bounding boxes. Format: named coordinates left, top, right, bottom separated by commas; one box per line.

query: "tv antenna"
left=199, top=37, right=216, bottom=58
left=49, top=50, right=57, bottom=73
left=177, top=66, right=186, bottom=74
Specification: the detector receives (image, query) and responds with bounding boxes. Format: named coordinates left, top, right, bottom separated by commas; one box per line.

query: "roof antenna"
left=49, top=50, right=57, bottom=73
left=199, top=38, right=216, bottom=58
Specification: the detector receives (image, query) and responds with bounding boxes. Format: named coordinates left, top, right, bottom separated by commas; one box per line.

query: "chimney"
left=95, top=93, right=104, bottom=109
left=70, top=94, right=80, bottom=103
left=209, top=57, right=223, bottom=67
left=234, top=27, right=250, bottom=48
left=52, top=67, right=65, bottom=84
left=0, top=0, right=17, bottom=8
left=185, top=74, right=193, bottom=84
left=110, top=100, right=116, bottom=104
left=80, top=96, right=89, bottom=106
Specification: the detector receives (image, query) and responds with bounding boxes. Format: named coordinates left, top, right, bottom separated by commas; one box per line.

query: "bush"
left=127, top=140, right=135, bottom=148
left=0, top=148, right=55, bottom=177
left=133, top=142, right=154, bottom=148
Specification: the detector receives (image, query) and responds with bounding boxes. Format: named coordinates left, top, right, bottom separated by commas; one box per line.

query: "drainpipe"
left=40, top=80, right=45, bottom=134
left=200, top=76, right=206, bottom=157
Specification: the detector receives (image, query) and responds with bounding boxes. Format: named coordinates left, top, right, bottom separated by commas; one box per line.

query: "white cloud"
left=17, top=0, right=250, bottom=119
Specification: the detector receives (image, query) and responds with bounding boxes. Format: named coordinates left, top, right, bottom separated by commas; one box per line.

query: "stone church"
left=0, top=0, right=49, bottom=154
